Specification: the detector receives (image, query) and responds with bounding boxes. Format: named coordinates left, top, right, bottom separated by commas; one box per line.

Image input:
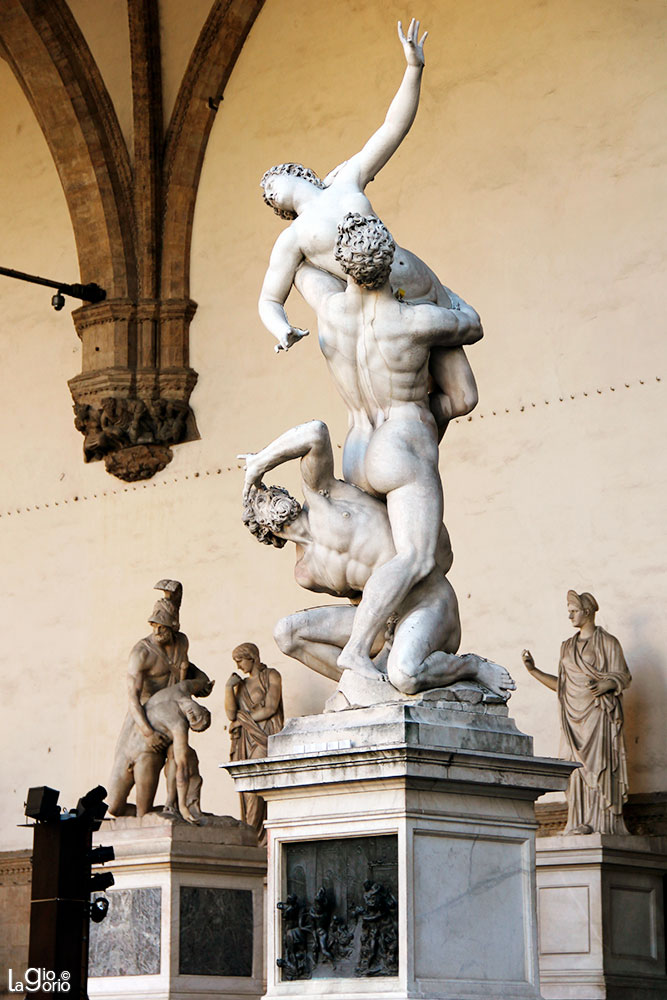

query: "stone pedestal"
left=87, top=813, right=266, bottom=1000
left=536, top=833, right=667, bottom=1000
left=225, top=683, right=574, bottom=1000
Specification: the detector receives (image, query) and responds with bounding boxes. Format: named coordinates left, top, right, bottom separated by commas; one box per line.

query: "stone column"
left=536, top=834, right=667, bottom=1000
left=225, top=686, right=574, bottom=1000
left=87, top=813, right=266, bottom=1000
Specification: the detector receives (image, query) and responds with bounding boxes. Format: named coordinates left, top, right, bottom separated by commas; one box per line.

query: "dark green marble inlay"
left=179, top=886, right=253, bottom=977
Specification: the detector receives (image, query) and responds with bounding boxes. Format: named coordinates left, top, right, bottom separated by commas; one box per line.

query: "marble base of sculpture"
left=536, top=833, right=667, bottom=1000
left=88, top=812, right=266, bottom=1000
left=225, top=678, right=574, bottom=1000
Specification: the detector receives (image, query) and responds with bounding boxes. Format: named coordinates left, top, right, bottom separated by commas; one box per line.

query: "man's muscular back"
left=319, top=287, right=437, bottom=419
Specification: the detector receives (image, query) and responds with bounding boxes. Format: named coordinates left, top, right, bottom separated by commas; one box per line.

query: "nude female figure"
left=258, top=19, right=480, bottom=440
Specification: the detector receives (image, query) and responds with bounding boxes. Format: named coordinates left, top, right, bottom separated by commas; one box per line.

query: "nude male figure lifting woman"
left=283, top=213, right=481, bottom=677
left=239, top=420, right=513, bottom=698
left=258, top=18, right=480, bottom=439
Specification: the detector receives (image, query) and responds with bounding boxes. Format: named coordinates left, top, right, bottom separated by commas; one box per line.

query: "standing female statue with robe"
left=225, top=642, right=284, bottom=844
left=522, top=591, right=631, bottom=835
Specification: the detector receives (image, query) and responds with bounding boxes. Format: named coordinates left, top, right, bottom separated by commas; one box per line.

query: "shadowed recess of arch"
left=161, top=0, right=265, bottom=300
left=0, top=0, right=136, bottom=297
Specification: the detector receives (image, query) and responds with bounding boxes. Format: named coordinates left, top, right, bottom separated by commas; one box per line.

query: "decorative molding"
left=104, top=443, right=174, bottom=482
left=536, top=793, right=667, bottom=838
left=0, top=849, right=32, bottom=885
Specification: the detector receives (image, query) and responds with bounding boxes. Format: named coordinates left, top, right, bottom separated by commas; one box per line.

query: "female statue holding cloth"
left=523, top=591, right=631, bottom=835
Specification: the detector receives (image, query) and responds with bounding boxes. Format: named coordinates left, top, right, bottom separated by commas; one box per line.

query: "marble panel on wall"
left=609, top=885, right=657, bottom=960
left=89, top=887, right=161, bottom=977
left=179, top=886, right=253, bottom=977
left=413, top=831, right=528, bottom=983
left=538, top=884, right=590, bottom=955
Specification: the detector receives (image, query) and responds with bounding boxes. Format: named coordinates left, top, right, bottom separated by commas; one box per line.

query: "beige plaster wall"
left=0, top=0, right=665, bottom=850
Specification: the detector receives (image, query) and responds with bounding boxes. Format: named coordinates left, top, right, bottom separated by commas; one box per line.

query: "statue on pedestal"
left=108, top=671, right=213, bottom=823
left=108, top=580, right=215, bottom=823
left=225, top=643, right=284, bottom=843
left=116, top=578, right=188, bottom=750
left=289, top=216, right=481, bottom=680
left=522, top=591, right=631, bottom=834
left=246, top=19, right=513, bottom=703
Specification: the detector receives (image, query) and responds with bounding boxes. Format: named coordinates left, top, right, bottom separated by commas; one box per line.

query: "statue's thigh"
left=389, top=605, right=444, bottom=675
left=366, top=422, right=442, bottom=520
left=134, top=752, right=163, bottom=802
left=290, top=605, right=357, bottom=645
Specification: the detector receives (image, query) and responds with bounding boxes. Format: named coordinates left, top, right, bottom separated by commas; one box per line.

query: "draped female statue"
left=523, top=591, right=631, bottom=835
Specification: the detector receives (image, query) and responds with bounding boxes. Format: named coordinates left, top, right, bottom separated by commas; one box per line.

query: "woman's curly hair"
left=260, top=163, right=326, bottom=220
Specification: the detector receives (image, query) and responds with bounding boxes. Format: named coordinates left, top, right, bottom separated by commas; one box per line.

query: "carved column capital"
left=68, top=295, right=199, bottom=482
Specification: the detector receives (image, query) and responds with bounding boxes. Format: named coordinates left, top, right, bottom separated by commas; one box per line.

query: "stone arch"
left=0, top=0, right=266, bottom=478
left=0, top=0, right=136, bottom=298
left=161, top=0, right=265, bottom=300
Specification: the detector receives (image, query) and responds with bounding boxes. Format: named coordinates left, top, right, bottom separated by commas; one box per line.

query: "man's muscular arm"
left=408, top=299, right=483, bottom=348
left=258, top=228, right=309, bottom=352
left=294, top=262, right=344, bottom=313
left=178, top=634, right=190, bottom=682
left=331, top=19, right=427, bottom=190
left=127, top=645, right=169, bottom=751
left=239, top=420, right=336, bottom=499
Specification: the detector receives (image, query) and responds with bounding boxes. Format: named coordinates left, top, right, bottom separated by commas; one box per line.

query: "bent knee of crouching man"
left=273, top=616, right=296, bottom=655
left=387, top=657, right=422, bottom=696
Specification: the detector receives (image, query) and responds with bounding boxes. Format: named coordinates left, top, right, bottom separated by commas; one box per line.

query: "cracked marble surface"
left=89, top=886, right=161, bottom=977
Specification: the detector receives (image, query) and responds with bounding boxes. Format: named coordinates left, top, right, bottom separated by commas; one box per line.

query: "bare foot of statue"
left=570, top=824, right=593, bottom=835
left=470, top=657, right=516, bottom=700
left=180, top=807, right=201, bottom=825
left=338, top=647, right=387, bottom=680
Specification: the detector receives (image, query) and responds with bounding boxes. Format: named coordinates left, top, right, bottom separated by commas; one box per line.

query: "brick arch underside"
left=0, top=0, right=135, bottom=296
left=0, top=0, right=266, bottom=302
left=161, top=0, right=266, bottom=299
